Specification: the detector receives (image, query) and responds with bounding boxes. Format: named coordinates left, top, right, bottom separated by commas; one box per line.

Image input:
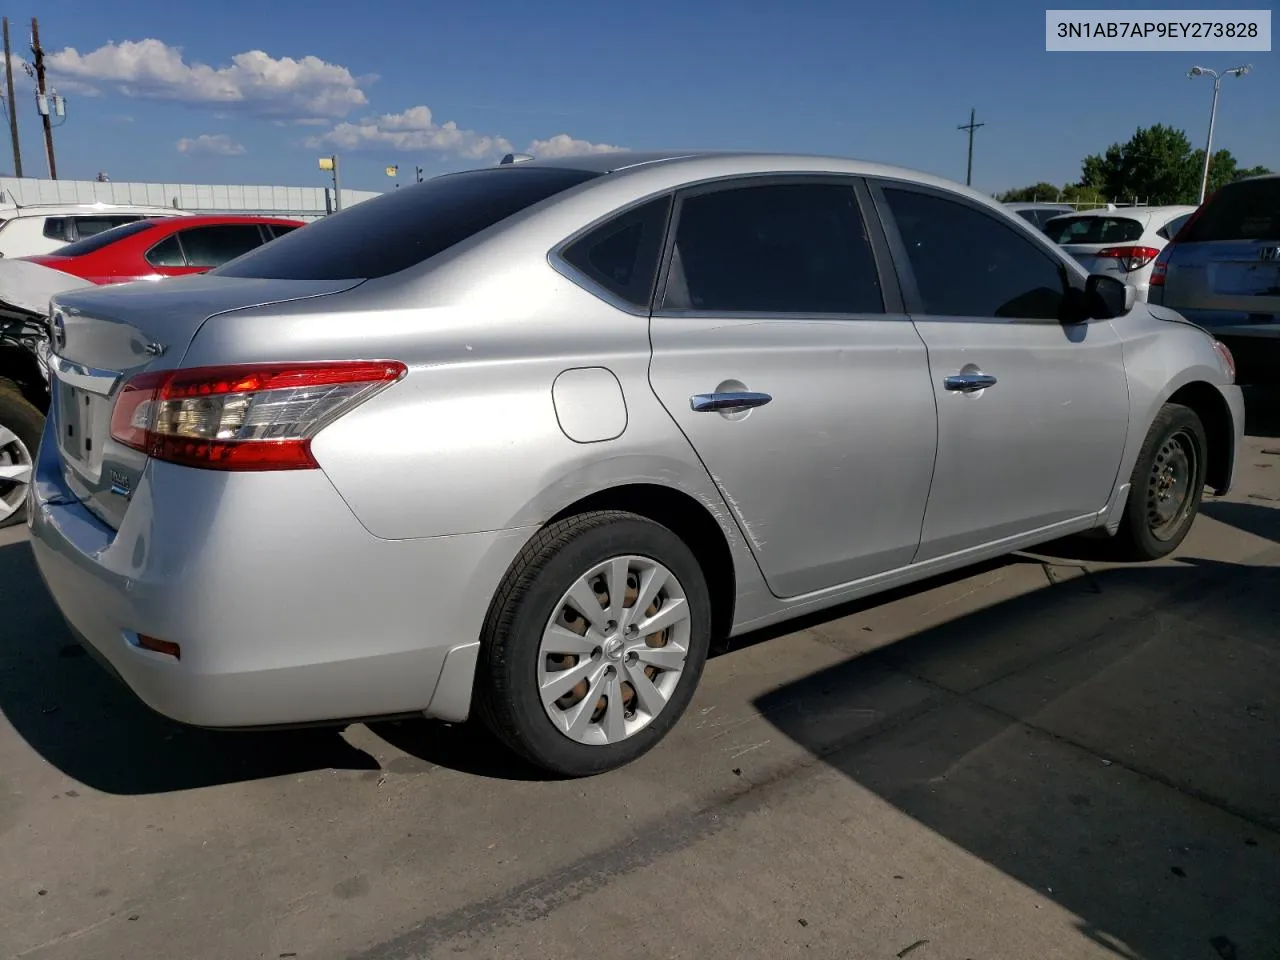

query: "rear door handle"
left=690, top=391, right=773, bottom=412
left=943, top=373, right=997, bottom=392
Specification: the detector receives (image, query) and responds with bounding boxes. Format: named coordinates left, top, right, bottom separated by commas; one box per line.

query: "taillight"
left=1150, top=245, right=1173, bottom=287
left=109, top=360, right=406, bottom=471
left=1212, top=340, right=1236, bottom=384
left=1094, top=245, right=1161, bottom=271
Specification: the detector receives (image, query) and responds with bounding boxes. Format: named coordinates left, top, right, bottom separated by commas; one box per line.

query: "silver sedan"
left=28, top=151, right=1244, bottom=776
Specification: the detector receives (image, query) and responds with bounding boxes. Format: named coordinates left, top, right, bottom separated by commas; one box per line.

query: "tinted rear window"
left=1180, top=178, right=1280, bottom=242
left=50, top=219, right=157, bottom=256
left=216, top=167, right=602, bottom=281
left=1043, top=215, right=1144, bottom=245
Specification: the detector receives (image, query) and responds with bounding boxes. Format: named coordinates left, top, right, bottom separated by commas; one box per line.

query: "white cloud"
left=176, top=133, right=246, bottom=156
left=47, top=39, right=369, bottom=119
left=306, top=106, right=629, bottom=161
left=527, top=134, right=628, bottom=158
left=306, top=105, right=513, bottom=159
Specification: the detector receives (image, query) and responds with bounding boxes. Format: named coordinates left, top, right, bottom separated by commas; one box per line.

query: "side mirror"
left=1084, top=274, right=1135, bottom=320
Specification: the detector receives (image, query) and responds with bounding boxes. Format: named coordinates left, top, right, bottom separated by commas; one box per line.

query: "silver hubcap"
left=537, top=555, right=691, bottom=746
left=1147, top=429, right=1197, bottom=541
left=0, top=423, right=33, bottom=524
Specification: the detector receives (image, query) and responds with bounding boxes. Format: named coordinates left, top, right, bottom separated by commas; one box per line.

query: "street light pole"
left=1188, top=64, right=1251, bottom=204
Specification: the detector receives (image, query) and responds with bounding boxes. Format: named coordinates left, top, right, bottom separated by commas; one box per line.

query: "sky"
left=5, top=0, right=1277, bottom=194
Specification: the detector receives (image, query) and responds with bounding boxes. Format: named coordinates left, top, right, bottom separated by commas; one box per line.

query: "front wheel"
left=475, top=510, right=712, bottom=777
left=1107, top=402, right=1208, bottom=561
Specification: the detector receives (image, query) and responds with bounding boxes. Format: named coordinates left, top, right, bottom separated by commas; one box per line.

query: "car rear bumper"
left=26, top=419, right=532, bottom=728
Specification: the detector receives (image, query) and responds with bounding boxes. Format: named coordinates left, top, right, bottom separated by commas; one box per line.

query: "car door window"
left=145, top=234, right=187, bottom=268
left=177, top=224, right=267, bottom=268
left=662, top=181, right=884, bottom=314
left=265, top=223, right=300, bottom=239
left=561, top=195, right=672, bottom=308
left=884, top=188, right=1067, bottom=320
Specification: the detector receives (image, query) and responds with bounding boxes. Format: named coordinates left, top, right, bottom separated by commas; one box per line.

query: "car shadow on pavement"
left=752, top=553, right=1280, bottom=959
left=0, top=539, right=381, bottom=795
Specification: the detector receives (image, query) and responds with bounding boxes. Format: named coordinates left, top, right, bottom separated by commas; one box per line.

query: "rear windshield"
left=215, top=166, right=602, bottom=281
left=1043, top=215, right=1144, bottom=245
left=1180, top=178, right=1280, bottom=242
left=51, top=218, right=157, bottom=256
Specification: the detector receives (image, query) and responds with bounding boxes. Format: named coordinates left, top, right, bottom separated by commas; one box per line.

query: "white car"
left=0, top=203, right=191, bottom=258
left=1043, top=205, right=1199, bottom=302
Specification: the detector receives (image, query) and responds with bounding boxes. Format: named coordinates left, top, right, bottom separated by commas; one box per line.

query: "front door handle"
left=943, top=373, right=997, bottom=393
left=690, top=391, right=773, bottom=412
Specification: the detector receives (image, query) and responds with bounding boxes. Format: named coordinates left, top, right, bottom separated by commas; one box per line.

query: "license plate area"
left=54, top=380, right=111, bottom=481
left=1211, top=262, right=1280, bottom=296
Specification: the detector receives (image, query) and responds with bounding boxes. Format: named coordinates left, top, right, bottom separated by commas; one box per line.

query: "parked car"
left=0, top=202, right=191, bottom=258
left=1148, top=174, right=1280, bottom=384
left=27, top=151, right=1242, bottom=776
left=22, top=214, right=305, bottom=285
left=1005, top=201, right=1074, bottom=229
left=1043, top=205, right=1199, bottom=302
left=0, top=214, right=304, bottom=528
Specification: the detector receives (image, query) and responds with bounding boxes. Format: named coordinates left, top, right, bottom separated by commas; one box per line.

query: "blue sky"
left=10, top=0, right=1277, bottom=193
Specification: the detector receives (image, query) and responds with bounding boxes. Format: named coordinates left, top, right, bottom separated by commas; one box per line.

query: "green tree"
left=1079, top=124, right=1200, bottom=204
left=998, top=182, right=1063, bottom=202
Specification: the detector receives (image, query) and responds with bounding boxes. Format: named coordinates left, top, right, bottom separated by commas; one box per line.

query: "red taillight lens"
left=1212, top=340, right=1236, bottom=384
left=1094, top=245, right=1162, bottom=271
left=109, top=360, right=406, bottom=471
left=1150, top=246, right=1173, bottom=287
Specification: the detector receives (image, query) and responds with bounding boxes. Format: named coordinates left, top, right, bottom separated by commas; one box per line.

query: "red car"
left=21, top=214, right=306, bottom=285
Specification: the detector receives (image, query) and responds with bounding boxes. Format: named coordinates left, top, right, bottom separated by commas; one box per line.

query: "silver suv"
left=1149, top=174, right=1280, bottom=384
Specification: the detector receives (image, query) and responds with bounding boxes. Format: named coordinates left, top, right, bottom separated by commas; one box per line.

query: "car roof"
left=1046, top=205, right=1199, bottom=220
left=140, top=214, right=305, bottom=226
left=503, top=149, right=1012, bottom=207
left=0, top=202, right=190, bottom=218
left=1005, top=202, right=1074, bottom=210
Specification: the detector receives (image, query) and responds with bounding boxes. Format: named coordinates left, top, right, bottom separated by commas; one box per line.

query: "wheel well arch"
left=547, top=483, right=737, bottom=642
left=1167, top=380, right=1233, bottom=495
left=0, top=343, right=48, bottom=413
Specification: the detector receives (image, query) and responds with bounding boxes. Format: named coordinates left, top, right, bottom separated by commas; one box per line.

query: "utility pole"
left=31, top=17, right=56, bottom=179
left=957, top=108, right=983, bottom=187
left=3, top=19, right=21, bottom=177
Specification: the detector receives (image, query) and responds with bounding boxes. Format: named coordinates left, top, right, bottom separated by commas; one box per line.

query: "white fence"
left=0, top=176, right=382, bottom=218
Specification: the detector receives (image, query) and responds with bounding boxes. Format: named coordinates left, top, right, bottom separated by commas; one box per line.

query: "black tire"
left=475, top=510, right=712, bottom=777
left=0, top=379, right=43, bottom=530
left=1106, top=402, right=1208, bottom=561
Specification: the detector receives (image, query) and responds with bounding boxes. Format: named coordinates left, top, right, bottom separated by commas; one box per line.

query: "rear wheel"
left=476, top=510, right=712, bottom=777
left=0, top=379, right=41, bottom=530
left=1107, top=402, right=1207, bottom=561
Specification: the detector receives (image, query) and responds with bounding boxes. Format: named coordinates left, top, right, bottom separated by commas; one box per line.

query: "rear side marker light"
left=109, top=360, right=406, bottom=471
left=1095, top=245, right=1162, bottom=271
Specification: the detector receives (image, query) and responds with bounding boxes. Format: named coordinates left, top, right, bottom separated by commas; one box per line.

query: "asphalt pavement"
left=2, top=391, right=1278, bottom=960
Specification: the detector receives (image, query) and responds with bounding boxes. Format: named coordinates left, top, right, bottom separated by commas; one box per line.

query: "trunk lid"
left=1163, top=240, right=1280, bottom=320
left=47, top=273, right=363, bottom=530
